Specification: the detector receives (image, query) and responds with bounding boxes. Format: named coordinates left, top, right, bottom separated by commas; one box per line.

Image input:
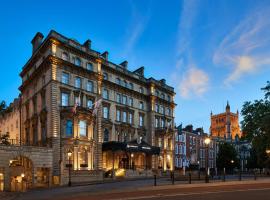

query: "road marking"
left=110, top=187, right=270, bottom=200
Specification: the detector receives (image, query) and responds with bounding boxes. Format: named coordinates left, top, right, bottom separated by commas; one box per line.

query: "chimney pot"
left=31, top=32, right=44, bottom=54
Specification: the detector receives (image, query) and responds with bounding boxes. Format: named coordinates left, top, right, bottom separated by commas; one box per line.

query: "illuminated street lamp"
left=266, top=149, right=270, bottom=155
left=204, top=137, right=211, bottom=183
left=67, top=150, right=72, bottom=187
left=231, top=160, right=234, bottom=164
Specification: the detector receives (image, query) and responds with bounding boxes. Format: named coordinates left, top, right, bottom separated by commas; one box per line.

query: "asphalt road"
left=6, top=178, right=270, bottom=200
left=67, top=182, right=270, bottom=200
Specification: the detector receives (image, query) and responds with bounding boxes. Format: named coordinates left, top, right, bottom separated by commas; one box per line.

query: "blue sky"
left=0, top=0, right=270, bottom=132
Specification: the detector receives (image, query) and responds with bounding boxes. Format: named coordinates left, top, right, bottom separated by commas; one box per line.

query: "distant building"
left=175, top=124, right=217, bottom=172
left=210, top=101, right=241, bottom=140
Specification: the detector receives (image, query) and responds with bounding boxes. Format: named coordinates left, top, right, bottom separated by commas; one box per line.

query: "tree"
left=241, top=81, right=270, bottom=168
left=0, top=132, right=10, bottom=145
left=216, top=142, right=239, bottom=172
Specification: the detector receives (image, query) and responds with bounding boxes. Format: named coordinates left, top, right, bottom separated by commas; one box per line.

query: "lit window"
left=122, top=95, right=127, bottom=105
left=61, top=92, right=69, bottom=106
left=139, top=101, right=144, bottom=110
left=122, top=111, right=127, bottom=123
left=75, top=77, right=81, bottom=88
left=66, top=120, right=73, bottom=137
left=62, top=72, right=69, bottom=84
left=79, top=121, right=87, bottom=136
left=128, top=98, right=133, bottom=106
left=87, top=63, right=93, bottom=71
left=103, top=106, right=109, bottom=119
left=116, top=110, right=121, bottom=121
left=86, top=80, right=93, bottom=92
left=75, top=57, right=81, bottom=66
left=87, top=99, right=93, bottom=108
left=103, top=73, right=108, bottom=80
left=103, top=89, right=109, bottom=99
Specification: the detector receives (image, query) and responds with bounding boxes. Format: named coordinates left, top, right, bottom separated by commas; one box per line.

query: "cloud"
left=213, top=7, right=270, bottom=85
left=179, top=66, right=209, bottom=98
left=123, top=1, right=151, bottom=57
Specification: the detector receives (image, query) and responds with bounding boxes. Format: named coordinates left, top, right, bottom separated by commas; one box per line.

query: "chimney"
left=83, top=39, right=91, bottom=49
left=120, top=61, right=128, bottom=69
left=101, top=51, right=109, bottom=60
left=160, top=79, right=166, bottom=85
left=31, top=32, right=44, bottom=54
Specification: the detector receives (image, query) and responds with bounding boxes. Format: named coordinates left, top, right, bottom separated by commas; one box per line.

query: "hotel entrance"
left=0, top=172, right=4, bottom=191
left=102, top=140, right=160, bottom=177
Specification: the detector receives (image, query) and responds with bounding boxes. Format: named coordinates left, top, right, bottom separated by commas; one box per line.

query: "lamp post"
left=204, top=137, right=211, bottom=183
left=197, top=160, right=201, bottom=180
left=231, top=160, right=234, bottom=175
left=67, top=150, right=72, bottom=187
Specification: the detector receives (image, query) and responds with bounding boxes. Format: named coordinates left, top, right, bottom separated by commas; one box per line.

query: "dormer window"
left=116, top=78, right=121, bottom=85
left=62, top=52, right=69, bottom=61
left=87, top=63, right=93, bottom=71
left=103, top=73, right=108, bottom=80
left=75, top=57, right=81, bottom=66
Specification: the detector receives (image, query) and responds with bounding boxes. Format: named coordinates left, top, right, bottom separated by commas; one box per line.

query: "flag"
left=73, top=91, right=81, bottom=114
left=92, top=98, right=102, bottom=116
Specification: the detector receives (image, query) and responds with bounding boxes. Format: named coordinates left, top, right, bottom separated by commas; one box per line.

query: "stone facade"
left=0, top=98, right=21, bottom=144
left=210, top=101, right=241, bottom=139
left=8, top=30, right=176, bottom=186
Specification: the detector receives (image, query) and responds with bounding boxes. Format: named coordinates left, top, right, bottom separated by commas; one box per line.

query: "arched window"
left=103, top=73, right=108, bottom=80
left=75, top=57, right=81, bottom=66
left=116, top=78, right=121, bottom=85
left=62, top=52, right=69, bottom=61
left=104, top=128, right=109, bottom=142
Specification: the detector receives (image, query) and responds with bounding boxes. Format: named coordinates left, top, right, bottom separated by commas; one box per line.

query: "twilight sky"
left=0, top=0, right=270, bottom=132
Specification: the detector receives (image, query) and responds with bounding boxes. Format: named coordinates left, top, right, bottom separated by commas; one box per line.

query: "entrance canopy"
left=102, top=140, right=160, bottom=155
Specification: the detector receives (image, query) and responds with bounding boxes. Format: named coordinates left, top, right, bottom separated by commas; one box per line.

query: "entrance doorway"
left=0, top=173, right=4, bottom=191
left=10, top=156, right=33, bottom=192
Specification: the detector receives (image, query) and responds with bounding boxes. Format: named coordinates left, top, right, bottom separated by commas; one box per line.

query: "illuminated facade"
left=210, top=102, right=241, bottom=140
left=0, top=30, right=176, bottom=189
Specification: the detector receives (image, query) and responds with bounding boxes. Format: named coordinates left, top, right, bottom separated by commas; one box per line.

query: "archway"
left=9, top=156, right=33, bottom=192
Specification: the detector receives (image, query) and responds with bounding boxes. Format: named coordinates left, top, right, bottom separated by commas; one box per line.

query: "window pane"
left=123, top=111, right=127, bottom=122
left=122, top=96, right=127, bottom=105
left=62, top=52, right=68, bottom=61
left=87, top=63, right=93, bottom=71
left=103, top=73, right=108, bottom=80
left=66, top=120, right=73, bottom=136
left=75, top=57, right=81, bottom=66
left=87, top=81, right=93, bottom=92
left=61, top=93, right=69, bottom=106
left=103, top=107, right=109, bottom=119
left=116, top=110, right=121, bottom=121
left=87, top=99, right=93, bottom=108
left=79, top=121, right=87, bottom=136
left=75, top=77, right=81, bottom=88
left=129, top=98, right=133, bottom=106
left=62, top=72, right=69, bottom=84
left=103, top=89, right=109, bottom=99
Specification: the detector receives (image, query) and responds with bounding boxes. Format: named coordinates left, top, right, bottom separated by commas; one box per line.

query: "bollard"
left=154, top=175, right=157, bottom=186
left=172, top=172, right=175, bottom=185
left=254, top=172, right=257, bottom=180
left=189, top=173, right=191, bottom=184
left=223, top=171, right=226, bottom=182
left=239, top=171, right=242, bottom=181
left=198, top=171, right=201, bottom=180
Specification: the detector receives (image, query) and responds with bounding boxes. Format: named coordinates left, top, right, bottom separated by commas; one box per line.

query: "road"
left=11, top=179, right=270, bottom=200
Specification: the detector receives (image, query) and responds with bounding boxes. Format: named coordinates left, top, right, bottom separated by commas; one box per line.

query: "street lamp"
left=67, top=150, right=72, bottom=187
left=204, top=137, right=211, bottom=183
left=197, top=160, right=201, bottom=180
